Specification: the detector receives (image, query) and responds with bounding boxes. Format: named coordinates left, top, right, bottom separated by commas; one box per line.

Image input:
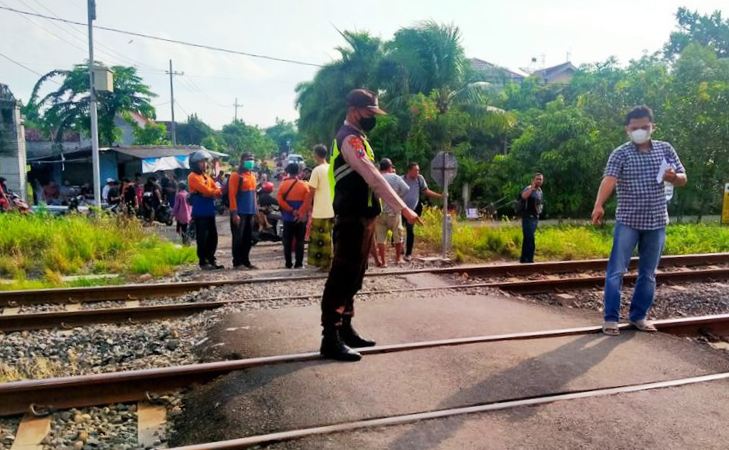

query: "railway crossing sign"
left=430, top=151, right=458, bottom=188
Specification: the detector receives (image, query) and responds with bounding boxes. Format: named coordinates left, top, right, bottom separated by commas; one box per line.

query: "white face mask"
left=629, top=129, right=651, bottom=145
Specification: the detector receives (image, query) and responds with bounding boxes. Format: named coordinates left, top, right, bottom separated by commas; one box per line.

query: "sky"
left=1, top=0, right=727, bottom=130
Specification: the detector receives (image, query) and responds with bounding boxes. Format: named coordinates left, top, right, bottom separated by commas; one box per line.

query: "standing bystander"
left=173, top=182, right=192, bottom=245
left=375, top=158, right=410, bottom=266
left=401, top=162, right=442, bottom=261
left=519, top=173, right=544, bottom=263
left=188, top=150, right=224, bottom=270
left=229, top=153, right=258, bottom=269
left=304, top=144, right=335, bottom=270
left=278, top=163, right=310, bottom=269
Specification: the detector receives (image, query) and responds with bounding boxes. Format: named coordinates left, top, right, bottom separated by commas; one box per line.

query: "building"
left=28, top=145, right=228, bottom=202
left=531, top=62, right=578, bottom=85
left=0, top=84, right=27, bottom=200
left=469, top=58, right=527, bottom=84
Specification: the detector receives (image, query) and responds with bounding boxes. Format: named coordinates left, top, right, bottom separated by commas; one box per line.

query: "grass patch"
left=417, top=208, right=729, bottom=262
left=0, top=212, right=196, bottom=288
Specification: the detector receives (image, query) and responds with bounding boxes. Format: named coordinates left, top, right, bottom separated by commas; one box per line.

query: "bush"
left=416, top=208, right=729, bottom=261
left=0, top=213, right=196, bottom=288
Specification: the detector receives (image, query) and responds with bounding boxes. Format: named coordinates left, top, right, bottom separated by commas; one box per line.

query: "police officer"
left=320, top=88, right=420, bottom=361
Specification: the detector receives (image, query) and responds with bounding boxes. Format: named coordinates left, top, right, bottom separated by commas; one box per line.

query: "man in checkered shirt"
left=591, top=105, right=687, bottom=336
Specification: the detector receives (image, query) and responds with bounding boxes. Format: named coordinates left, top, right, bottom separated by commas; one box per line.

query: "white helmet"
left=189, top=150, right=213, bottom=165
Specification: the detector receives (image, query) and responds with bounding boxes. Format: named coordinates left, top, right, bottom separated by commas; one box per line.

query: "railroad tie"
left=9, top=414, right=50, bottom=450
left=137, top=402, right=167, bottom=448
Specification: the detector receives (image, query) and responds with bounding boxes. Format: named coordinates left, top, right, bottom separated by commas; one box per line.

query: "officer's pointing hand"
left=402, top=207, right=423, bottom=225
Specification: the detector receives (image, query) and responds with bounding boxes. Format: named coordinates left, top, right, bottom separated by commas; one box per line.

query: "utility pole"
left=234, top=98, right=242, bottom=122
left=86, top=0, right=101, bottom=206
left=165, top=59, right=183, bottom=145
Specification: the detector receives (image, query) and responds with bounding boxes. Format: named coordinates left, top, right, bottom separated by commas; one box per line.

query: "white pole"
left=87, top=0, right=101, bottom=206
left=441, top=152, right=449, bottom=259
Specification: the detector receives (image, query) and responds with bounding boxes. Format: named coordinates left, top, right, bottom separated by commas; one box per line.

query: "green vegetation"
left=417, top=208, right=729, bottom=262
left=297, top=8, right=729, bottom=220
left=0, top=213, right=196, bottom=290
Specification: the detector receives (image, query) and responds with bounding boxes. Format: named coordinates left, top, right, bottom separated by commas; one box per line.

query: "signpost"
left=722, top=183, right=729, bottom=225
left=430, top=151, right=458, bottom=259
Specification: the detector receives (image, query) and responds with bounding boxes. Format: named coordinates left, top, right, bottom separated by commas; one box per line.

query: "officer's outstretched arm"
left=340, top=135, right=407, bottom=214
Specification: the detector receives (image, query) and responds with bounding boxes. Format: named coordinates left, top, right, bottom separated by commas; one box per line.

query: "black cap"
left=379, top=158, right=393, bottom=171
left=346, top=88, right=387, bottom=115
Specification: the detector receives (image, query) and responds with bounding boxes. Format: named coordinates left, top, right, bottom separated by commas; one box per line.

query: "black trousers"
left=403, top=202, right=422, bottom=256
left=520, top=216, right=538, bottom=263
left=282, top=220, right=306, bottom=267
left=194, top=216, right=218, bottom=266
left=231, top=214, right=254, bottom=267
left=320, top=216, right=376, bottom=328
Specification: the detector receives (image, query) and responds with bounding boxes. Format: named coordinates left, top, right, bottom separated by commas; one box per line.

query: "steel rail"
left=1, top=313, right=728, bottom=416
left=170, top=371, right=729, bottom=449
left=2, top=267, right=728, bottom=332
left=0, top=253, right=726, bottom=307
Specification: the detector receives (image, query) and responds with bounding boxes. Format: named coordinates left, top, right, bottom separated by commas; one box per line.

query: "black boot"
left=320, top=327, right=361, bottom=362
left=340, top=316, right=376, bottom=348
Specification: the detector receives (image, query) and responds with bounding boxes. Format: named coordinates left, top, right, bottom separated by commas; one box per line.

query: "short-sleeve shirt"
left=381, top=173, right=410, bottom=215
left=520, top=186, right=543, bottom=217
left=603, top=140, right=685, bottom=230
left=402, top=174, right=427, bottom=209
left=308, top=163, right=334, bottom=219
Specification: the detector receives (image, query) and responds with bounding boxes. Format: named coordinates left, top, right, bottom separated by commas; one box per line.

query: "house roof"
left=531, top=62, right=577, bottom=80
left=111, top=145, right=228, bottom=159
left=28, top=145, right=228, bottom=162
left=469, top=58, right=527, bottom=80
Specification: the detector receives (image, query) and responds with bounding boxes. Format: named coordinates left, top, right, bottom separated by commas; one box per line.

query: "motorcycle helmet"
left=262, top=182, right=274, bottom=193
left=189, top=150, right=213, bottom=173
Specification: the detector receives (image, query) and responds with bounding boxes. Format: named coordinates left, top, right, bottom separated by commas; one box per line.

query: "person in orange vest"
left=277, top=163, right=310, bottom=269
left=187, top=150, right=223, bottom=270
left=229, top=152, right=258, bottom=269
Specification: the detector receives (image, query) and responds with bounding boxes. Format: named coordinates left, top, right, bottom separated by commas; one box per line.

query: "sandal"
left=630, top=319, right=658, bottom=332
left=602, top=321, right=620, bottom=336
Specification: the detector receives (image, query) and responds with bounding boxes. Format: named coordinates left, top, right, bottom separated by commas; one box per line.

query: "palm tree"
left=25, top=64, right=156, bottom=146
left=381, top=21, right=491, bottom=113
left=295, top=31, right=384, bottom=144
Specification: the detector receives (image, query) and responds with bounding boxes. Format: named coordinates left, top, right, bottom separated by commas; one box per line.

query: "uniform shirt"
left=402, top=174, right=428, bottom=209
left=381, top=173, right=410, bottom=215
left=308, top=163, right=334, bottom=219
left=228, top=170, right=257, bottom=215
left=187, top=172, right=221, bottom=218
left=337, top=123, right=407, bottom=216
left=604, top=140, right=685, bottom=230
left=277, top=177, right=310, bottom=222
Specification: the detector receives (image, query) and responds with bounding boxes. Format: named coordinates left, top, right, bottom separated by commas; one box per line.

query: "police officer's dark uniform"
left=320, top=89, right=419, bottom=361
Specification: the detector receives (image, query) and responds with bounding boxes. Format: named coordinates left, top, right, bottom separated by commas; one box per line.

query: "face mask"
left=629, top=129, right=651, bottom=145
left=359, top=116, right=376, bottom=132
left=243, top=160, right=255, bottom=170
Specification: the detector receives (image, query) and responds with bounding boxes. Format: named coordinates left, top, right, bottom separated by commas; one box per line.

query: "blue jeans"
left=603, top=222, right=666, bottom=322
left=520, top=216, right=538, bottom=263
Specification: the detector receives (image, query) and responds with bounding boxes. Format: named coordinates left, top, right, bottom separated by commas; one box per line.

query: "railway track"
left=1, top=252, right=727, bottom=307
left=1, top=258, right=728, bottom=332
left=0, top=313, right=728, bottom=446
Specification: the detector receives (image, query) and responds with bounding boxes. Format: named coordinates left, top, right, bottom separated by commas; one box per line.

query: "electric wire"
left=0, top=5, right=324, bottom=67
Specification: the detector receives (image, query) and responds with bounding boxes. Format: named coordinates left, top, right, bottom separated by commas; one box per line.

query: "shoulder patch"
left=347, top=135, right=367, bottom=159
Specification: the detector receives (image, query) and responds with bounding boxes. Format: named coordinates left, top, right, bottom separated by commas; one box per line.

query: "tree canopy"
left=296, top=9, right=729, bottom=220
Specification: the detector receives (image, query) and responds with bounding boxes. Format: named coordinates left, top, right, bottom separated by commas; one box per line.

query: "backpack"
left=514, top=191, right=527, bottom=216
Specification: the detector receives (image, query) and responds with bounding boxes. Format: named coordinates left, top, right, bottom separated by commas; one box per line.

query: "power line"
left=0, top=5, right=324, bottom=68
left=0, top=49, right=61, bottom=84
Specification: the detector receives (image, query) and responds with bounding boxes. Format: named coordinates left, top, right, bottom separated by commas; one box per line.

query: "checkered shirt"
left=603, top=140, right=685, bottom=230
